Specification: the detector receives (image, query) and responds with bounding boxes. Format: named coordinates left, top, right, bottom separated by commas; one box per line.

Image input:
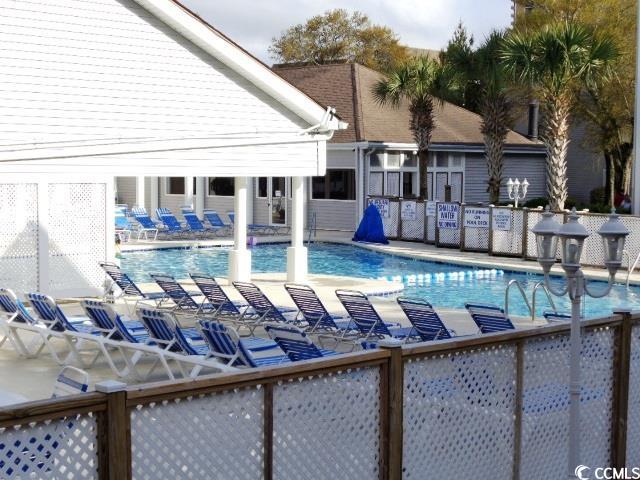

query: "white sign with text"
left=368, top=198, right=390, bottom=218
left=464, top=207, right=490, bottom=228
left=437, top=203, right=459, bottom=229
left=492, top=208, right=512, bottom=231
left=401, top=201, right=417, bottom=221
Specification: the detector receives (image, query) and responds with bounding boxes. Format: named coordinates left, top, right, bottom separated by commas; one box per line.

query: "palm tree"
left=445, top=30, right=513, bottom=204
left=373, top=57, right=457, bottom=199
left=501, top=21, right=617, bottom=210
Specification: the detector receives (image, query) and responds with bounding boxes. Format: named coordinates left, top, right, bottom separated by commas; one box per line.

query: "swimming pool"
left=119, top=242, right=640, bottom=318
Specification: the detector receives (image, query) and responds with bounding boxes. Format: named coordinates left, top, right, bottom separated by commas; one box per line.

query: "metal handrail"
left=504, top=279, right=533, bottom=320
left=307, top=211, right=317, bottom=245
left=531, top=281, right=557, bottom=322
left=626, top=250, right=640, bottom=287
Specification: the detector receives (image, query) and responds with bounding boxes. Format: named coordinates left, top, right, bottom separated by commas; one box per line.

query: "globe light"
left=521, top=178, right=529, bottom=198
left=506, top=178, right=514, bottom=197
left=531, top=207, right=561, bottom=273
left=597, top=209, right=630, bottom=276
left=557, top=208, right=590, bottom=274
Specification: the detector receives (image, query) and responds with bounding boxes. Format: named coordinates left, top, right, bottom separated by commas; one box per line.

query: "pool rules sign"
left=437, top=203, right=459, bottom=229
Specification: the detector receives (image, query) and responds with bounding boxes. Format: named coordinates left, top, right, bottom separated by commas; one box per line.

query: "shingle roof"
left=274, top=63, right=541, bottom=147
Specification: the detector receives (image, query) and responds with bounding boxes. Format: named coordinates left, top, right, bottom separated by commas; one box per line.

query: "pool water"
left=119, top=242, right=640, bottom=318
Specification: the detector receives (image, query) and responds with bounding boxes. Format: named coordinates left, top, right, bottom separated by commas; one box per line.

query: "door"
left=269, top=177, right=287, bottom=225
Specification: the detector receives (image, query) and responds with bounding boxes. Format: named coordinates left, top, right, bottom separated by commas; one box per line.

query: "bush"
left=523, top=197, right=548, bottom=208
left=590, top=187, right=607, bottom=206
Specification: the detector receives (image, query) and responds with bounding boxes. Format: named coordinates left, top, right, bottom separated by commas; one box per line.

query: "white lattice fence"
left=0, top=183, right=39, bottom=296
left=627, top=323, right=640, bottom=466
left=130, top=387, right=265, bottom=480
left=403, top=345, right=517, bottom=479
left=425, top=215, right=436, bottom=243
left=383, top=201, right=399, bottom=238
left=491, top=208, right=524, bottom=256
left=462, top=206, right=489, bottom=251
left=0, top=412, right=99, bottom=479
left=520, top=327, right=616, bottom=478
left=400, top=202, right=425, bottom=240
left=525, top=209, right=565, bottom=260
left=273, top=368, right=380, bottom=480
left=48, top=183, right=107, bottom=294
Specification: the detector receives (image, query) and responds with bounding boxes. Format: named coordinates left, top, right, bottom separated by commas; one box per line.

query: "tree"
left=514, top=0, right=635, bottom=204
left=373, top=57, right=458, bottom=199
left=269, top=9, right=410, bottom=72
left=501, top=21, right=617, bottom=210
left=442, top=27, right=513, bottom=204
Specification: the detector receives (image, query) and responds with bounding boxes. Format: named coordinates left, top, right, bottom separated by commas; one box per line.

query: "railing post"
left=522, top=208, right=529, bottom=259
left=379, top=339, right=404, bottom=480
left=396, top=198, right=403, bottom=240
left=488, top=205, right=494, bottom=255
left=96, top=380, right=130, bottom=480
left=460, top=203, right=466, bottom=252
left=612, top=310, right=633, bottom=468
left=513, top=340, right=525, bottom=480
left=264, top=383, right=274, bottom=480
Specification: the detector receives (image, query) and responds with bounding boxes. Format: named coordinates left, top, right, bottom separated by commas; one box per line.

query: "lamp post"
left=506, top=178, right=529, bottom=208
left=531, top=207, right=629, bottom=479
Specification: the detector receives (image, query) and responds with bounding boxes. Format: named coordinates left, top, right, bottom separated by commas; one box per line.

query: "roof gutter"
left=132, top=0, right=347, bottom=132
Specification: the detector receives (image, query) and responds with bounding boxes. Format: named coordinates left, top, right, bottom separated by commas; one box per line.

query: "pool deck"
left=2, top=230, right=632, bottom=404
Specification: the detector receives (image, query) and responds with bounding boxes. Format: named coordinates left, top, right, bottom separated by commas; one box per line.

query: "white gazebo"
left=0, top=0, right=346, bottom=297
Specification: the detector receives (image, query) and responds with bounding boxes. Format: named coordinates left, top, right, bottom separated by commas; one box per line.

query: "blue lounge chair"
left=543, top=311, right=572, bottom=322
left=397, top=297, right=454, bottom=341
left=156, top=211, right=191, bottom=238
left=465, top=303, right=515, bottom=333
left=0, top=288, right=54, bottom=357
left=149, top=273, right=206, bottom=314
left=203, top=210, right=232, bottom=236
left=114, top=210, right=132, bottom=242
left=183, top=213, right=218, bottom=237
left=100, top=262, right=167, bottom=312
left=284, top=283, right=357, bottom=339
left=137, top=307, right=208, bottom=355
left=264, top=324, right=339, bottom=362
left=335, top=290, right=417, bottom=342
left=150, top=273, right=277, bottom=351
left=198, top=320, right=289, bottom=368
left=130, top=209, right=161, bottom=240
left=227, top=211, right=276, bottom=235
left=232, top=281, right=297, bottom=332
left=189, top=273, right=244, bottom=318
left=80, top=299, right=146, bottom=341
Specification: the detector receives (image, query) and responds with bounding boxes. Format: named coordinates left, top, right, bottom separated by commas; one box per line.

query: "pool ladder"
left=505, top=279, right=557, bottom=322
left=625, top=250, right=640, bottom=287
left=306, top=211, right=317, bottom=245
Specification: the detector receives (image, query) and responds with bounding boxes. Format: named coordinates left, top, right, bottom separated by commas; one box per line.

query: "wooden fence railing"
left=1, top=311, right=639, bottom=479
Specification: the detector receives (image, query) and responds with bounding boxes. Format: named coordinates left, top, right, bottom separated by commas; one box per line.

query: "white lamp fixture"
left=506, top=177, right=529, bottom=208
left=531, top=206, right=629, bottom=479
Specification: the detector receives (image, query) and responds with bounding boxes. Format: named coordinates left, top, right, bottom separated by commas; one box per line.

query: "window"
left=166, top=177, right=198, bottom=195
left=386, top=152, right=401, bottom=169
left=403, top=152, right=418, bottom=168
left=208, top=177, right=234, bottom=196
left=369, top=152, right=383, bottom=168
left=435, top=151, right=448, bottom=167
left=167, top=177, right=185, bottom=195
left=403, top=172, right=416, bottom=197
left=312, top=169, right=356, bottom=200
left=256, top=177, right=268, bottom=198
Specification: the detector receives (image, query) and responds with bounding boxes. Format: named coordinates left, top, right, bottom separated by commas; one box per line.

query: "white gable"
left=0, top=0, right=334, bottom=175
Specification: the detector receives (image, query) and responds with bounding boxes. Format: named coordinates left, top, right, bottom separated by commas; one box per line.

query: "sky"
left=180, top=0, right=514, bottom=64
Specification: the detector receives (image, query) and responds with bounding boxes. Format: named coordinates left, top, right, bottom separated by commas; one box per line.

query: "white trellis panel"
left=130, top=387, right=265, bottom=480
left=383, top=201, right=399, bottom=239
left=400, top=202, right=425, bottom=240
left=526, top=209, right=564, bottom=260
left=48, top=183, right=107, bottom=295
left=0, top=183, right=39, bottom=296
left=0, top=413, right=98, bottom=479
left=273, top=368, right=380, bottom=480
left=520, top=328, right=615, bottom=477
left=462, top=206, right=489, bottom=251
left=0, top=175, right=114, bottom=297
left=425, top=215, right=436, bottom=243
left=627, top=324, right=640, bottom=465
left=491, top=208, right=524, bottom=256
left=403, top=345, right=517, bottom=479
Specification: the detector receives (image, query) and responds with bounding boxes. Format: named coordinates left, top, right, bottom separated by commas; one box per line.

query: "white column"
left=184, top=176, right=194, bottom=210
left=135, top=176, right=145, bottom=211
left=633, top=0, right=640, bottom=214
left=149, top=177, right=159, bottom=214
left=195, top=177, right=205, bottom=218
left=229, top=177, right=251, bottom=281
left=287, top=176, right=308, bottom=282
